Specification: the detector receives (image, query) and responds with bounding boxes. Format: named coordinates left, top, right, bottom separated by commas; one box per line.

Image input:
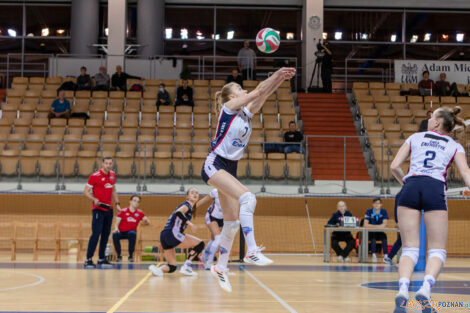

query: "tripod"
left=308, top=57, right=322, bottom=90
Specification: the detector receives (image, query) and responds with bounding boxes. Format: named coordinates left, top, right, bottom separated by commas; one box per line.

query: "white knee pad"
left=221, top=220, right=240, bottom=239
left=428, top=249, right=446, bottom=265
left=400, top=247, right=419, bottom=265
left=239, top=192, right=256, bottom=215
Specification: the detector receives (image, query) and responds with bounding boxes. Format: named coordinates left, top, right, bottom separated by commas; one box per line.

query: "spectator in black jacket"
left=77, top=66, right=91, bottom=90
left=284, top=121, right=303, bottom=153
left=226, top=68, right=243, bottom=88
left=175, top=79, right=194, bottom=107
left=111, top=65, right=142, bottom=91
left=327, top=201, right=356, bottom=262
left=157, top=83, right=171, bottom=107
left=418, top=110, right=432, bottom=132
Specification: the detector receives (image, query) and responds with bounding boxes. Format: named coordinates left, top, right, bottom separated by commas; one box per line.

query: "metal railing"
left=344, top=58, right=395, bottom=93
left=6, top=138, right=305, bottom=192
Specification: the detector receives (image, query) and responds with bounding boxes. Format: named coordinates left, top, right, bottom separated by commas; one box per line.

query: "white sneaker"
left=211, top=265, right=232, bottom=292
left=243, top=246, right=273, bottom=266
left=149, top=264, right=163, bottom=277
left=180, top=264, right=198, bottom=276
left=415, top=288, right=437, bottom=313
left=393, top=289, right=409, bottom=313
left=372, top=253, right=377, bottom=263
left=337, top=255, right=344, bottom=262
left=344, top=257, right=350, bottom=262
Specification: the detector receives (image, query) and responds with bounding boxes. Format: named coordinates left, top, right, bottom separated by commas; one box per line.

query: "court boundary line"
left=245, top=270, right=298, bottom=313
left=0, top=272, right=45, bottom=291
left=106, top=271, right=153, bottom=313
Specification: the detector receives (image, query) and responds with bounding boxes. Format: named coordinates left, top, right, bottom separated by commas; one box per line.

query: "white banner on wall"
left=394, top=60, right=470, bottom=85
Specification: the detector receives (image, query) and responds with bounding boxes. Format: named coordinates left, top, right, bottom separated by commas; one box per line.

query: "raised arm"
left=246, top=67, right=296, bottom=114
left=390, top=142, right=411, bottom=185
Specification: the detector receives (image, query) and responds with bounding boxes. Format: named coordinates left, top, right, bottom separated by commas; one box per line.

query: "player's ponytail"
left=214, top=82, right=239, bottom=118
left=436, top=106, right=466, bottom=133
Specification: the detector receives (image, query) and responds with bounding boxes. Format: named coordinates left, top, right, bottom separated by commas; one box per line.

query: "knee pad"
left=239, top=192, right=256, bottom=215
left=168, top=264, right=177, bottom=273
left=400, top=247, right=419, bottom=265
left=428, top=249, right=446, bottom=265
left=191, top=241, right=205, bottom=255
left=221, top=220, right=240, bottom=239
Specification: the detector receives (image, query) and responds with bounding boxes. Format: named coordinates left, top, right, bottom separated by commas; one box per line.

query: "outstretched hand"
left=462, top=189, right=470, bottom=197
left=278, top=67, right=296, bottom=80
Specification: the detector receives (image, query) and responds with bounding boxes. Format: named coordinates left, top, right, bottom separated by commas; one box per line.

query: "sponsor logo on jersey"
left=104, top=183, right=114, bottom=189
left=232, top=138, right=245, bottom=147
left=127, top=217, right=137, bottom=223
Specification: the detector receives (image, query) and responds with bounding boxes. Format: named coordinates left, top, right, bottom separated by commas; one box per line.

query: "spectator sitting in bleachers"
left=48, top=90, right=71, bottom=120
left=226, top=68, right=243, bottom=88
left=175, top=79, right=194, bottom=107
left=363, top=197, right=389, bottom=263
left=418, top=110, right=432, bottom=132
left=283, top=121, right=303, bottom=153
left=77, top=66, right=91, bottom=91
left=157, top=83, right=171, bottom=107
left=111, top=65, right=142, bottom=91
left=418, top=70, right=434, bottom=96
left=435, top=72, right=460, bottom=97
left=93, top=66, right=110, bottom=91
left=327, top=201, right=356, bottom=262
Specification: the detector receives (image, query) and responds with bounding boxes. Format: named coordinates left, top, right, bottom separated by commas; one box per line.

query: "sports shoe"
left=372, top=253, right=377, bottom=263
left=344, top=257, right=350, bottom=262
left=384, top=255, right=394, bottom=266
left=128, top=256, right=134, bottom=262
left=180, top=264, right=198, bottom=276
left=84, top=259, right=96, bottom=269
left=394, top=290, right=409, bottom=313
left=97, top=259, right=113, bottom=268
left=115, top=256, right=122, bottom=262
left=243, top=246, right=273, bottom=266
left=149, top=264, right=163, bottom=277
left=337, top=255, right=344, bottom=262
left=415, top=288, right=437, bottom=313
left=211, top=265, right=232, bottom=292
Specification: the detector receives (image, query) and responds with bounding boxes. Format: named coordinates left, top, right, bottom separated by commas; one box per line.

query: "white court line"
left=0, top=272, right=45, bottom=291
left=245, top=270, right=298, bottom=313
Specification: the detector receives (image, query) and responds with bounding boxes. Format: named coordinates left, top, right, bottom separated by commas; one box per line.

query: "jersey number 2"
left=423, top=150, right=436, bottom=168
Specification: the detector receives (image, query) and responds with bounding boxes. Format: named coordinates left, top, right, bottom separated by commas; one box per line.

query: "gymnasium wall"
left=0, top=194, right=468, bottom=256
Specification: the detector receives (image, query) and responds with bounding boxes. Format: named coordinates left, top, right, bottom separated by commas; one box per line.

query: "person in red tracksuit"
left=83, top=156, right=121, bottom=268
left=113, top=195, right=149, bottom=262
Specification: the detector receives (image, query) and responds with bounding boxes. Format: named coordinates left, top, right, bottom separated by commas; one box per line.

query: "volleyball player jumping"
left=390, top=107, right=470, bottom=313
left=148, top=187, right=205, bottom=277
left=201, top=67, right=296, bottom=292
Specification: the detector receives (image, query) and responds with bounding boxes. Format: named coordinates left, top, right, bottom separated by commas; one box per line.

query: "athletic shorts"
left=201, top=151, right=238, bottom=184
left=397, top=176, right=447, bottom=212
left=160, top=229, right=183, bottom=250
left=394, top=189, right=403, bottom=223
left=205, top=212, right=224, bottom=228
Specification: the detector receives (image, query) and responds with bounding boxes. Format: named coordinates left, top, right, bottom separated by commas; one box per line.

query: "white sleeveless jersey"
left=403, top=131, right=465, bottom=183
left=210, top=105, right=253, bottom=161
left=207, top=189, right=223, bottom=220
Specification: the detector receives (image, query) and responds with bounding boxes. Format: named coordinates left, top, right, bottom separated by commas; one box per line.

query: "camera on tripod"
left=315, top=39, right=325, bottom=62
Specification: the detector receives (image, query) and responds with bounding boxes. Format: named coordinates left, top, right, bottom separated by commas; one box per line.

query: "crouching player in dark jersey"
left=149, top=188, right=205, bottom=277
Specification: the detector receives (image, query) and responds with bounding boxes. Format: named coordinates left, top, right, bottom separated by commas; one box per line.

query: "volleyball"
left=256, top=28, right=280, bottom=54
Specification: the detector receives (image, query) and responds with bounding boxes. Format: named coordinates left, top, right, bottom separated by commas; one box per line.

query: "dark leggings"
left=388, top=233, right=402, bottom=259
left=112, top=231, right=137, bottom=257
left=86, top=209, right=113, bottom=260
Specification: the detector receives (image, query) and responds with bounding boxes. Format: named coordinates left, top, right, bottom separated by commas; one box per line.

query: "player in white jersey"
left=196, top=189, right=224, bottom=269
left=201, top=67, right=296, bottom=292
left=390, top=106, right=470, bottom=313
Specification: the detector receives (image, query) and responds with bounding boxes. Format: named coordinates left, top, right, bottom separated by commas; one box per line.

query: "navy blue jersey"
left=365, top=208, right=389, bottom=225
left=163, top=201, right=193, bottom=236
left=327, top=210, right=353, bottom=225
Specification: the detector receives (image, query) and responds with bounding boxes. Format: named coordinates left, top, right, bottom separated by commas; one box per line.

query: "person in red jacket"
left=112, top=195, right=149, bottom=262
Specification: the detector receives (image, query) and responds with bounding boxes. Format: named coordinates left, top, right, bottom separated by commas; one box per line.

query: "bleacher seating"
left=353, top=81, right=470, bottom=180
left=0, top=76, right=301, bottom=180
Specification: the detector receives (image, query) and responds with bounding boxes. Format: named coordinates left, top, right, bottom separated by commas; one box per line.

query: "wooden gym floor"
left=1, top=255, right=470, bottom=313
